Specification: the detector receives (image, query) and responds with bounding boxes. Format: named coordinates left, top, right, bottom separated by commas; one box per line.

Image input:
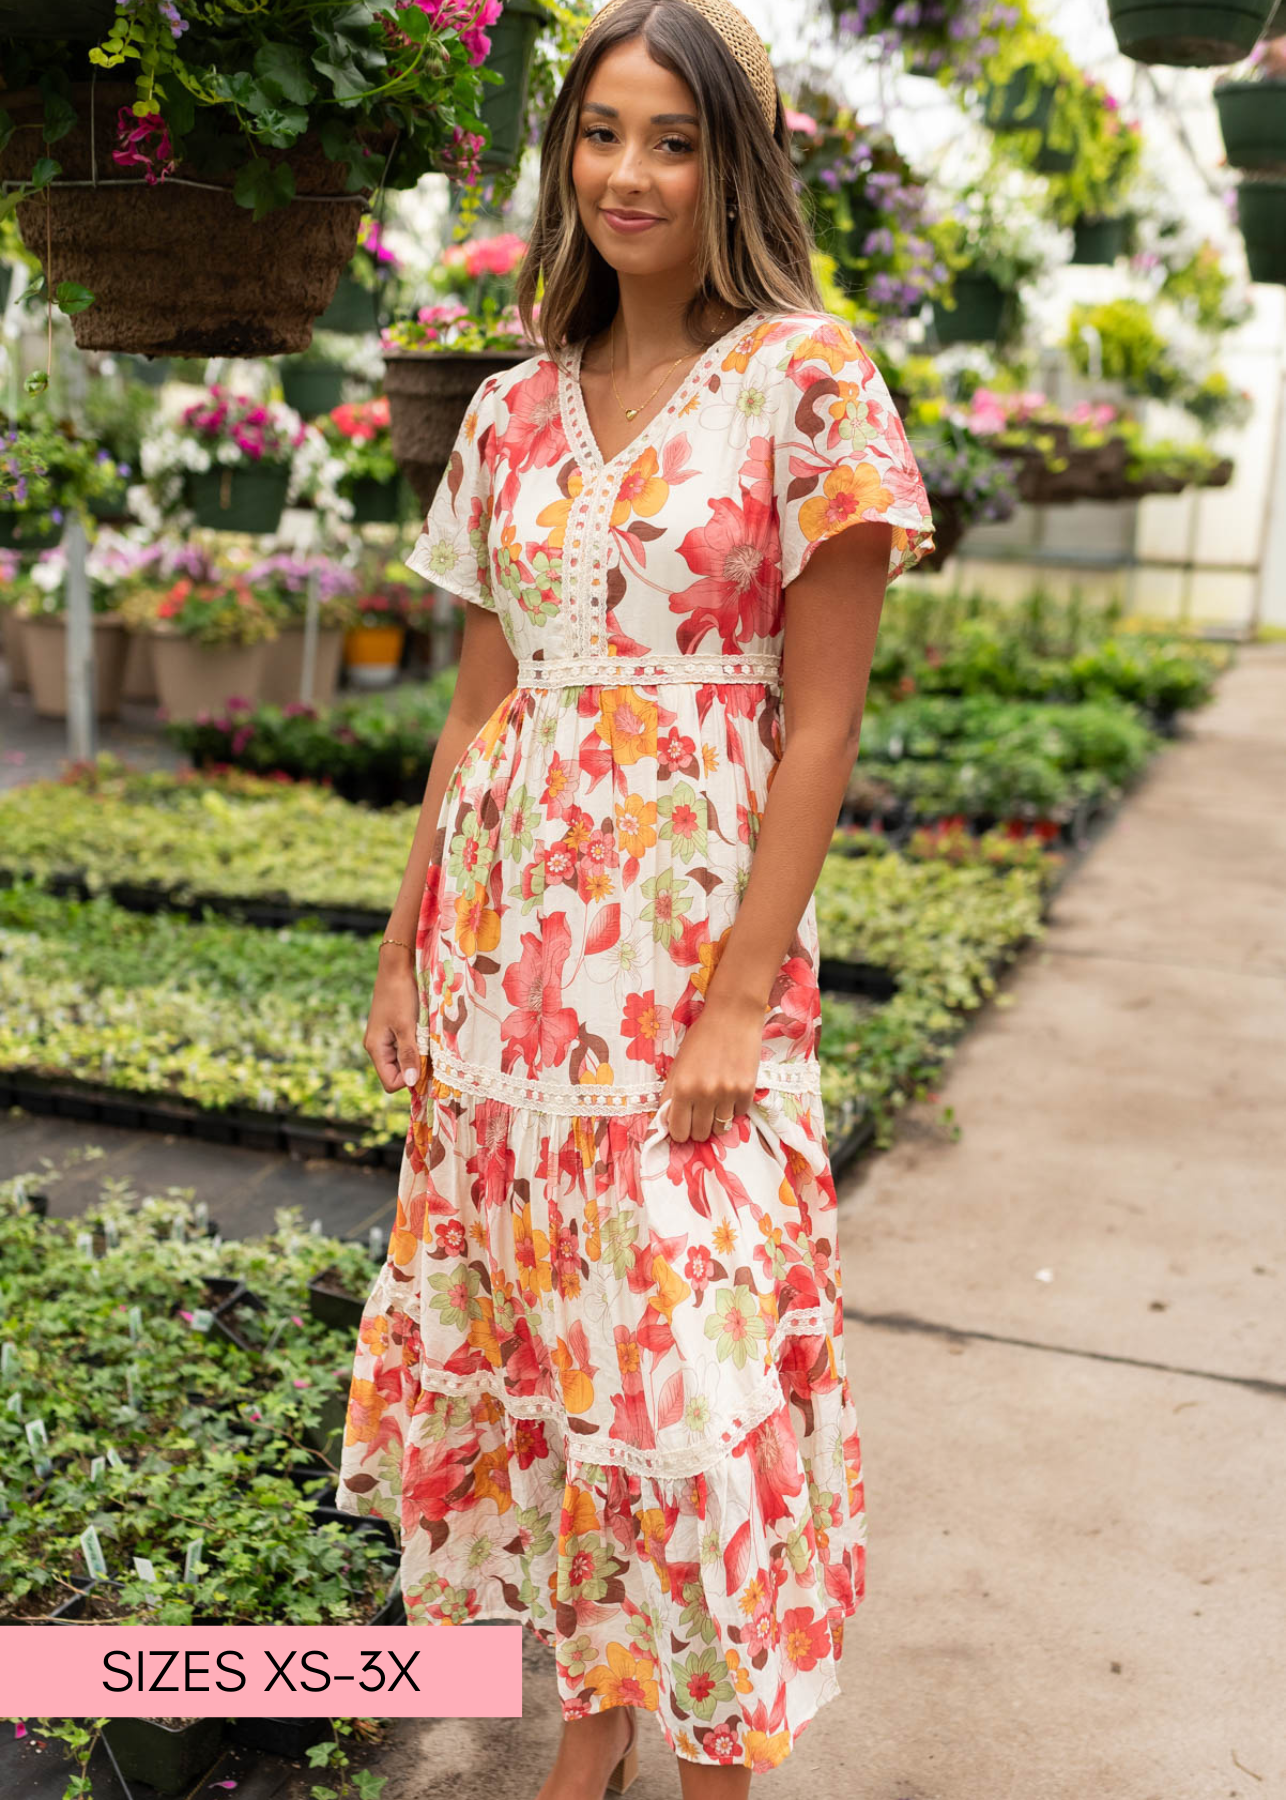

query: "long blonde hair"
left=515, top=0, right=822, bottom=366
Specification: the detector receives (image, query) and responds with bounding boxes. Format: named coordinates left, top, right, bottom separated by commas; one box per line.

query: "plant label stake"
left=6, top=1390, right=23, bottom=1417
left=80, top=1525, right=108, bottom=1581
left=76, top=1230, right=95, bottom=1258
left=89, top=1456, right=106, bottom=1484
left=183, top=1537, right=204, bottom=1583
left=264, top=1318, right=288, bottom=1352
left=103, top=1217, right=119, bottom=1249
left=106, top=1445, right=126, bottom=1471
left=368, top=1225, right=384, bottom=1261
left=194, top=1199, right=209, bottom=1231
left=189, top=1308, right=214, bottom=1334
left=133, top=1557, right=157, bottom=1584
left=310, top=1218, right=324, bottom=1236
left=127, top=1305, right=143, bottom=1341
left=26, top=1417, right=52, bottom=1476
left=1, top=1341, right=17, bottom=1378
left=170, top=1215, right=186, bottom=1243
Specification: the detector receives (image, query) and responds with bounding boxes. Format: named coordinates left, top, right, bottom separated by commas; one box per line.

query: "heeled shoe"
left=605, top=1708, right=639, bottom=1794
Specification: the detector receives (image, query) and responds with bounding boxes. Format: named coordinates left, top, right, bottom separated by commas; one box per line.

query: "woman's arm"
left=364, top=602, right=518, bottom=1095
left=659, top=522, right=893, bottom=1142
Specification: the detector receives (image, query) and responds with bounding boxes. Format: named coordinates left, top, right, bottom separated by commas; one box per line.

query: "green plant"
left=0, top=410, right=129, bottom=521
left=1064, top=298, right=1185, bottom=400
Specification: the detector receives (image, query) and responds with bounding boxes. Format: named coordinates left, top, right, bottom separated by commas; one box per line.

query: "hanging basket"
left=383, top=348, right=530, bottom=509
left=183, top=464, right=291, bottom=534
left=930, top=272, right=1009, bottom=344
left=123, top=354, right=173, bottom=388
left=316, top=272, right=380, bottom=335
left=0, top=509, right=62, bottom=550
left=0, top=0, right=115, bottom=34
left=917, top=496, right=967, bottom=570
left=1107, top=0, right=1276, bottom=64
left=1201, top=456, right=1236, bottom=487
left=477, top=0, right=553, bottom=172
left=0, top=81, right=370, bottom=356
left=981, top=70, right=1057, bottom=132
left=280, top=359, right=346, bottom=418
left=1071, top=215, right=1134, bottom=264
left=1237, top=175, right=1286, bottom=282
left=348, top=474, right=404, bottom=524
left=1216, top=79, right=1286, bottom=169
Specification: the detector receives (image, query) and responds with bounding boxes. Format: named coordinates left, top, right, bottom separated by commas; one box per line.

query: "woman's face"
left=570, top=37, right=704, bottom=284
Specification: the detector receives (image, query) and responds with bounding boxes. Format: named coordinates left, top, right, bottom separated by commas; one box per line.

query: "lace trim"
left=405, top=1305, right=832, bottom=1480
left=516, top=653, right=781, bottom=690
left=419, top=1038, right=822, bottom=1114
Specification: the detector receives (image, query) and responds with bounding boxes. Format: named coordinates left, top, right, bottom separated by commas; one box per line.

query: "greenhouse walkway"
left=367, top=645, right=1286, bottom=1800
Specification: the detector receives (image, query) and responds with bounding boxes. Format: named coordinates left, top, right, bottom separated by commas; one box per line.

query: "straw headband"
left=577, top=0, right=779, bottom=133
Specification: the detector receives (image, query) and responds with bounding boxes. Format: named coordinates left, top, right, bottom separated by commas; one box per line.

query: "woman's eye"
left=580, top=126, right=694, bottom=154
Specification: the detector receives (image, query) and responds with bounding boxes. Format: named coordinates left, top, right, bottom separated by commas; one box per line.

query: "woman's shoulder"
left=746, top=308, right=873, bottom=364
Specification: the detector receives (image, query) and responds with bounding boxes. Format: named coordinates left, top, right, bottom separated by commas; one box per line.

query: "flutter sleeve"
left=770, top=316, right=936, bottom=588
left=404, top=373, right=500, bottom=611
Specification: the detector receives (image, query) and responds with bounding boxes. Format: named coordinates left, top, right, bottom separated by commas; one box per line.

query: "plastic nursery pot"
left=124, top=353, right=173, bottom=388
left=0, top=510, right=62, bottom=550
left=280, top=358, right=346, bottom=418
left=183, top=463, right=291, bottom=534
left=316, top=271, right=380, bottom=335
left=343, top=621, right=405, bottom=686
left=1071, top=215, right=1134, bottom=264
left=1237, top=176, right=1286, bottom=283
left=20, top=614, right=131, bottom=719
left=1216, top=80, right=1286, bottom=169
left=1107, top=0, right=1276, bottom=64
left=348, top=472, right=403, bottom=524
left=226, top=1716, right=333, bottom=1759
left=149, top=631, right=269, bottom=723
left=477, top=0, right=554, bottom=172
left=930, top=272, right=1008, bottom=344
left=101, top=1717, right=226, bottom=1797
left=307, top=1268, right=368, bottom=1333
left=302, top=1386, right=350, bottom=1461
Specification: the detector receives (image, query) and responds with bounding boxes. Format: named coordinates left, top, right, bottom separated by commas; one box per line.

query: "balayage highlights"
left=515, top=0, right=823, bottom=364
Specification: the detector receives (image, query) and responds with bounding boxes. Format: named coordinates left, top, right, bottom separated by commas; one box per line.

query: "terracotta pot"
left=0, top=82, right=371, bottom=356
left=120, top=630, right=157, bottom=702
left=383, top=349, right=530, bottom=509
left=258, top=625, right=344, bottom=707
left=150, top=631, right=269, bottom=723
left=3, top=607, right=30, bottom=690
left=20, top=614, right=130, bottom=718
left=343, top=623, right=405, bottom=688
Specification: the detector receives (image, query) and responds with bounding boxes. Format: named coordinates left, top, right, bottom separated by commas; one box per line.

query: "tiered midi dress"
left=336, top=307, right=934, bottom=1769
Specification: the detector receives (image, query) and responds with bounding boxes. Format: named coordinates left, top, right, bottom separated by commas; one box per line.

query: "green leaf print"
left=679, top=1578, right=719, bottom=1646
left=672, top=1646, right=736, bottom=1720
left=640, top=867, right=693, bottom=949
left=599, top=1211, right=639, bottom=1279
left=656, top=782, right=708, bottom=865
left=448, top=807, right=490, bottom=889
left=703, top=1285, right=767, bottom=1369
left=501, top=784, right=536, bottom=860
left=556, top=1532, right=616, bottom=1605
left=426, top=1263, right=483, bottom=1332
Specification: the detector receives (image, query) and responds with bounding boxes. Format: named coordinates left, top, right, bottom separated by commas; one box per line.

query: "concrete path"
left=360, top=648, right=1286, bottom=1800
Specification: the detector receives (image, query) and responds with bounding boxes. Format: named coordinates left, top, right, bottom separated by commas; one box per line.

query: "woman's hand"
left=659, top=992, right=764, bottom=1143
left=364, top=947, right=425, bottom=1094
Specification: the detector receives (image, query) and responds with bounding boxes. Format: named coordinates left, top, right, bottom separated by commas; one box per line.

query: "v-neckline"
left=561, top=309, right=766, bottom=478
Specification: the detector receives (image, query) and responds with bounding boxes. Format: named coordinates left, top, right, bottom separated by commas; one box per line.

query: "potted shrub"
left=381, top=231, right=535, bottom=507
left=141, top=386, right=305, bottom=536
left=0, top=2, right=503, bottom=358
left=10, top=528, right=159, bottom=719
left=343, top=584, right=413, bottom=688
left=1108, top=0, right=1277, bottom=66
left=118, top=567, right=277, bottom=723
left=249, top=553, right=360, bottom=707
left=320, top=396, right=404, bottom=525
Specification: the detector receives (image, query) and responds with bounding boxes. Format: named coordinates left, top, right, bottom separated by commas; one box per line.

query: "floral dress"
left=336, top=308, right=934, bottom=1769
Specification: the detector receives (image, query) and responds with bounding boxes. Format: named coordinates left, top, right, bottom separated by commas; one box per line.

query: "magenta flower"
left=112, top=107, right=178, bottom=186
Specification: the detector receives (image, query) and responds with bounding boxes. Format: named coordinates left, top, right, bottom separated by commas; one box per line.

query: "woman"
left=337, top=0, right=934, bottom=1791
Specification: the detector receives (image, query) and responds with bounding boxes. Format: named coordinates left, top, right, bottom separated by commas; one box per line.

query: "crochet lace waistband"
left=515, top=653, right=781, bottom=689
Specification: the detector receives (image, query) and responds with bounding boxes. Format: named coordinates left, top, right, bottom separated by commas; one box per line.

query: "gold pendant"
left=624, top=407, right=638, bottom=419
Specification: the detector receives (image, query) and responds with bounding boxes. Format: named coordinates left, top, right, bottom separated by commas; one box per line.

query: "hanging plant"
left=0, top=409, right=126, bottom=545
left=1235, top=172, right=1286, bottom=281
left=0, top=2, right=502, bottom=361
left=1107, top=0, right=1277, bottom=67
left=827, top=0, right=1010, bottom=83
left=319, top=398, right=405, bottom=525
left=1214, top=34, right=1286, bottom=168
left=978, top=8, right=1130, bottom=183
left=927, top=176, right=1049, bottom=346
left=789, top=100, right=950, bottom=327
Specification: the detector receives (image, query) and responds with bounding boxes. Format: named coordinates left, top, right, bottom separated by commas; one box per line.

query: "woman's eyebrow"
left=581, top=100, right=699, bottom=126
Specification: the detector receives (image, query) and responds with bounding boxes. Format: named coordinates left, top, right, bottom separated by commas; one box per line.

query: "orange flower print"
left=596, top=687, right=658, bottom=766
left=453, top=884, right=501, bottom=958
left=797, top=462, right=892, bottom=546
left=615, top=793, right=658, bottom=857
left=584, top=1643, right=660, bottom=1711
left=536, top=469, right=584, bottom=549
left=611, top=447, right=668, bottom=526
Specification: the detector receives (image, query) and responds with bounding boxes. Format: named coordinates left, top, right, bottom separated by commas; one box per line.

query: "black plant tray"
left=308, top=1269, right=368, bottom=1333
left=1, top=864, right=393, bottom=938
left=828, top=1112, right=877, bottom=1179
left=101, top=1716, right=227, bottom=1799
left=817, top=959, right=899, bottom=1001
left=0, top=1067, right=404, bottom=1169
left=224, top=1714, right=333, bottom=1760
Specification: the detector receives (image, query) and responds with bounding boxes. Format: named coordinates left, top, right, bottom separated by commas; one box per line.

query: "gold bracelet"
left=379, top=936, right=414, bottom=953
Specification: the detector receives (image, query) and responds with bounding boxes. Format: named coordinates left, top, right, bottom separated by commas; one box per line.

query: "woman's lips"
left=602, top=210, right=662, bottom=234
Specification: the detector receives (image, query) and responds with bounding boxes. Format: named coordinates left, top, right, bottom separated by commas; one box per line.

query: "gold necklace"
left=609, top=318, right=702, bottom=421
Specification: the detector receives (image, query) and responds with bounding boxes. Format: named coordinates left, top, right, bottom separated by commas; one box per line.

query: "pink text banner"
left=0, top=1625, right=523, bottom=1717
